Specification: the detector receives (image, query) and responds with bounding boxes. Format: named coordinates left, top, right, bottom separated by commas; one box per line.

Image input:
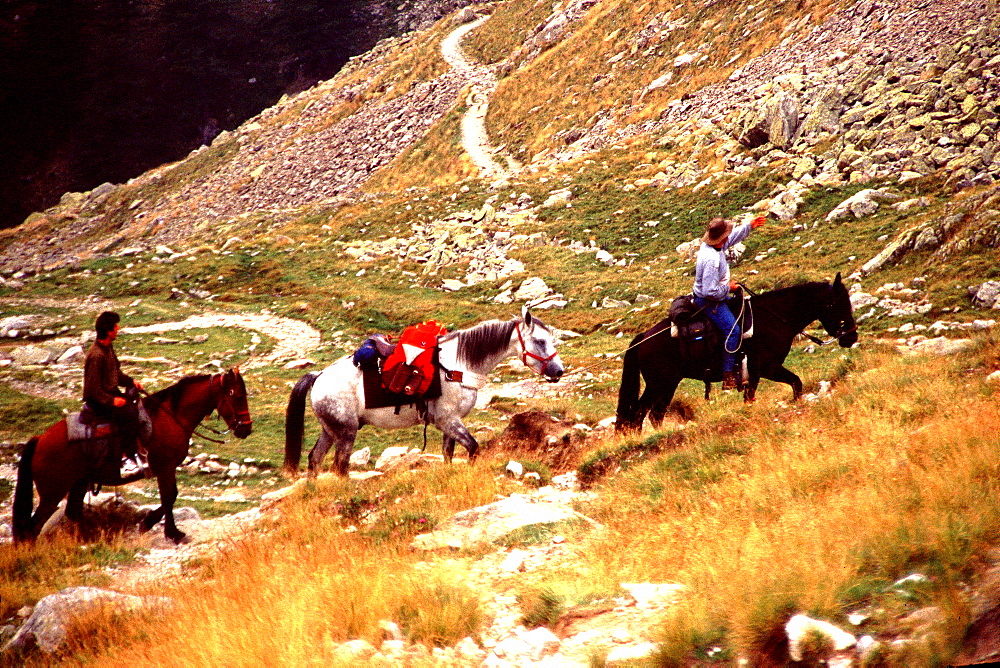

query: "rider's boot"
left=722, top=371, right=741, bottom=391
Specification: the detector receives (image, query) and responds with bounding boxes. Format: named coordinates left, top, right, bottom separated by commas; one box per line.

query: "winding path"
left=441, top=16, right=521, bottom=180
left=123, top=313, right=322, bottom=369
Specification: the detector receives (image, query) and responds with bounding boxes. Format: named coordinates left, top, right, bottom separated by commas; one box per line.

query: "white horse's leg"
left=307, top=429, right=334, bottom=477
left=309, top=418, right=360, bottom=477
left=438, top=418, right=478, bottom=462
left=330, top=423, right=357, bottom=476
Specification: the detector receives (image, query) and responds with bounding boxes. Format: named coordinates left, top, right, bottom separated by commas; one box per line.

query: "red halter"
left=516, top=322, right=558, bottom=371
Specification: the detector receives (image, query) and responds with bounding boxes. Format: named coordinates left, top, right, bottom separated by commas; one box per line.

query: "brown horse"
left=13, top=368, right=252, bottom=544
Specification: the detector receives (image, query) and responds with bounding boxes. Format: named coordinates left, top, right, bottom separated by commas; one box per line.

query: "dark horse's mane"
left=754, top=280, right=832, bottom=302
left=144, top=374, right=212, bottom=414
left=443, top=318, right=521, bottom=369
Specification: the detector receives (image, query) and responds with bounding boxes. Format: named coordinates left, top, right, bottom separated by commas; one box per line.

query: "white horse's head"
left=517, top=306, right=564, bottom=382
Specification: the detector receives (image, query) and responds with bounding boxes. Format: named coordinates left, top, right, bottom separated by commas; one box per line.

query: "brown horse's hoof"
left=167, top=532, right=190, bottom=545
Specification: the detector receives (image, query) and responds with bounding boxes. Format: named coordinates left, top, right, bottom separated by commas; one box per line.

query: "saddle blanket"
left=66, top=412, right=112, bottom=442
left=66, top=406, right=154, bottom=443
left=362, top=365, right=442, bottom=410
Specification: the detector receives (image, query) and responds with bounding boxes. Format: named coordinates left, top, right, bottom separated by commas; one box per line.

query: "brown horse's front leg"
left=65, top=479, right=88, bottom=524
left=144, top=469, right=187, bottom=544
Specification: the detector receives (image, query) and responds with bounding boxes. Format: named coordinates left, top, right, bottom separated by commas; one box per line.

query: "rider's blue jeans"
left=693, top=296, right=740, bottom=374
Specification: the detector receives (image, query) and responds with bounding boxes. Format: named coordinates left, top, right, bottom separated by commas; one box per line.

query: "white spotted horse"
left=284, top=308, right=564, bottom=476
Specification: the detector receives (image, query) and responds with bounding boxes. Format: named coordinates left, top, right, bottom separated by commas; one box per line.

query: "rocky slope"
left=1, top=0, right=998, bottom=280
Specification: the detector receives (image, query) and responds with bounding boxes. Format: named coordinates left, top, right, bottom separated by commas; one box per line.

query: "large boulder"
left=2, top=587, right=172, bottom=656
left=826, top=188, right=902, bottom=223
left=971, top=281, right=1000, bottom=309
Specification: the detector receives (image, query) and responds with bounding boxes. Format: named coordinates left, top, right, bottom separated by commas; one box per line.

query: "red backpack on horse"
left=381, top=320, right=447, bottom=396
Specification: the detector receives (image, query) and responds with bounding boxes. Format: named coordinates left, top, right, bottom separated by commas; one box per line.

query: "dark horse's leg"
left=763, top=365, right=803, bottom=401
left=641, top=375, right=681, bottom=430
left=64, top=478, right=88, bottom=526
left=142, top=469, right=186, bottom=543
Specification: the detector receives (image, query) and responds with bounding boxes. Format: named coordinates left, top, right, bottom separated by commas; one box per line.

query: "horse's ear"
left=521, top=305, right=534, bottom=327
left=834, top=272, right=843, bottom=287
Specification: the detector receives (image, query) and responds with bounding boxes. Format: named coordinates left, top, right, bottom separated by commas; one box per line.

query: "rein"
left=738, top=283, right=854, bottom=346
left=151, top=374, right=247, bottom=444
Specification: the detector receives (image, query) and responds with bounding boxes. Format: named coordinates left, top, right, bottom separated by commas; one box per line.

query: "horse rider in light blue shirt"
left=692, top=214, right=766, bottom=390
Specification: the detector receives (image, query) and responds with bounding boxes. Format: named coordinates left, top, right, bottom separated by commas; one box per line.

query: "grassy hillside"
left=2, top=0, right=1000, bottom=664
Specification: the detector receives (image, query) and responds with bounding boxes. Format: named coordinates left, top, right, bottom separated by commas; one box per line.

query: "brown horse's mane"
left=144, top=374, right=213, bottom=414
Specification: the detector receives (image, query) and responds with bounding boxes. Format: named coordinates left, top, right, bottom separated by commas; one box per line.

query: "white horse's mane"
left=441, top=316, right=548, bottom=370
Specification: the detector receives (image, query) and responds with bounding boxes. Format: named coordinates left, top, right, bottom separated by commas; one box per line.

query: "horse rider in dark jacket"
left=83, top=311, right=145, bottom=464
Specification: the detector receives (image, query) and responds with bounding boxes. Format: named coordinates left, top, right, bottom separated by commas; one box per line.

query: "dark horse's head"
left=818, top=273, right=858, bottom=348
left=216, top=367, right=253, bottom=438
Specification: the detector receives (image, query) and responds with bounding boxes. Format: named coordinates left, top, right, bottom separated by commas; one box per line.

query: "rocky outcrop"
left=564, top=0, right=999, bottom=206
left=2, top=587, right=172, bottom=656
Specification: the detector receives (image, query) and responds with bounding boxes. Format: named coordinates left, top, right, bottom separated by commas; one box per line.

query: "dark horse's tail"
left=283, top=372, right=320, bottom=473
left=615, top=334, right=646, bottom=433
left=12, top=437, right=38, bottom=543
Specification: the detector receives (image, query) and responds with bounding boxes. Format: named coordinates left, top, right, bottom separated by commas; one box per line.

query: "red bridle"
left=516, top=322, right=558, bottom=371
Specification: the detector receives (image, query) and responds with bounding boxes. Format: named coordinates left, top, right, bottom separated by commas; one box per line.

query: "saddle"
left=667, top=293, right=754, bottom=382
left=352, top=321, right=447, bottom=412
left=69, top=396, right=154, bottom=483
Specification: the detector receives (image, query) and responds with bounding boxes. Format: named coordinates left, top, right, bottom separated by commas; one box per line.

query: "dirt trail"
left=122, top=312, right=322, bottom=368
left=441, top=16, right=521, bottom=180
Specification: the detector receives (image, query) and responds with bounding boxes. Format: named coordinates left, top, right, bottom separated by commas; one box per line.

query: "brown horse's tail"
left=615, top=334, right=645, bottom=433
left=284, top=372, right=319, bottom=473
left=13, top=437, right=38, bottom=543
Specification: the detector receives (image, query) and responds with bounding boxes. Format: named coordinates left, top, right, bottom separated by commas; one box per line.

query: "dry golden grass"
left=479, top=0, right=848, bottom=163
left=8, top=337, right=1000, bottom=665
left=559, top=343, right=1000, bottom=662
left=62, top=466, right=504, bottom=665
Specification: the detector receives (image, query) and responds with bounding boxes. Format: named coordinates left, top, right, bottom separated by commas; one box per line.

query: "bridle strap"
left=738, top=283, right=853, bottom=346
left=516, top=322, right=557, bottom=370
left=212, top=372, right=252, bottom=429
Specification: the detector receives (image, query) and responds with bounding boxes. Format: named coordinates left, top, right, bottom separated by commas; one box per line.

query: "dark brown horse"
left=13, top=368, right=252, bottom=544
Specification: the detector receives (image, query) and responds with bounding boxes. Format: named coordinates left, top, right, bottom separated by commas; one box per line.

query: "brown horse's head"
left=216, top=367, right=253, bottom=438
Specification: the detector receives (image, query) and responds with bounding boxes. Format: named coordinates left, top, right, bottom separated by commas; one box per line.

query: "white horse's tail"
left=283, top=371, right=320, bottom=474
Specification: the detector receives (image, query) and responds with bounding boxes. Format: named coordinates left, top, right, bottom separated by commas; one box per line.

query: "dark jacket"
left=83, top=340, right=133, bottom=409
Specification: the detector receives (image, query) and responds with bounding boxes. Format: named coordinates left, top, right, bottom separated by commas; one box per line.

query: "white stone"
left=505, top=460, right=524, bottom=478
left=56, top=345, right=85, bottom=364
left=620, top=582, right=686, bottom=609
left=606, top=642, right=659, bottom=664
left=501, top=549, right=528, bottom=573
left=350, top=446, right=372, bottom=469
left=410, top=494, right=600, bottom=550
left=514, top=277, right=551, bottom=301
left=374, top=446, right=421, bottom=472
left=785, top=614, right=856, bottom=661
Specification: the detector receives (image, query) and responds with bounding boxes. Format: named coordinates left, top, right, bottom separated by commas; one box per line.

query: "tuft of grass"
left=0, top=385, right=74, bottom=444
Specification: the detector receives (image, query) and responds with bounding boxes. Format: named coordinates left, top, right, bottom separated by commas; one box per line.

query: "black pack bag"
left=668, top=294, right=700, bottom=325
left=668, top=295, right=721, bottom=376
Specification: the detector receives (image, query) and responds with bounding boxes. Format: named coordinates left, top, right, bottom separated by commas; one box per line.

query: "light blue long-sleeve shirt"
left=692, top=220, right=752, bottom=301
